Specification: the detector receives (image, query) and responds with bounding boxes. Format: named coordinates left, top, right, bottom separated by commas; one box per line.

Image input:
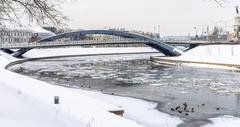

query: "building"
left=0, top=27, right=32, bottom=44
left=0, top=27, right=56, bottom=44
left=234, top=16, right=240, bottom=40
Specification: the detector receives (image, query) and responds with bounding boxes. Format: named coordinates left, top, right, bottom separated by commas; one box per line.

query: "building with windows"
left=0, top=27, right=55, bottom=44
left=0, top=27, right=32, bottom=44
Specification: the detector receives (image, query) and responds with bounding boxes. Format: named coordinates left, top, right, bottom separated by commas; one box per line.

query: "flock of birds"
left=170, top=102, right=221, bottom=116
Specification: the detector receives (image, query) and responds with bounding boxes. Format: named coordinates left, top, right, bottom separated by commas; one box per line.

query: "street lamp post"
left=158, top=25, right=161, bottom=39
left=194, top=27, right=198, bottom=39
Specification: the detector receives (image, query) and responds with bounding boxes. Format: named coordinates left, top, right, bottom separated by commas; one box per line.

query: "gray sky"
left=61, top=0, right=240, bottom=36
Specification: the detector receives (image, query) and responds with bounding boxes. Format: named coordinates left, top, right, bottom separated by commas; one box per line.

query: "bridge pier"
left=0, top=48, right=14, bottom=54
left=12, top=48, right=30, bottom=58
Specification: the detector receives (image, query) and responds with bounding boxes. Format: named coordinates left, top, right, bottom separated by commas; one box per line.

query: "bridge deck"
left=0, top=40, right=238, bottom=49
left=163, top=40, right=240, bottom=45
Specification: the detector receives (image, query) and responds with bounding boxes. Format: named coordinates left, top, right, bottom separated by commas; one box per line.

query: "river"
left=8, top=53, right=240, bottom=126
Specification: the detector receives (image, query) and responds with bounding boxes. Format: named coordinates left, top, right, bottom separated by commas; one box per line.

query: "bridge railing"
left=1, top=39, right=233, bottom=49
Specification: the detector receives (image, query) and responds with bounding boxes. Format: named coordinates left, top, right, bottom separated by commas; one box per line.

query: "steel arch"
left=13, top=30, right=182, bottom=57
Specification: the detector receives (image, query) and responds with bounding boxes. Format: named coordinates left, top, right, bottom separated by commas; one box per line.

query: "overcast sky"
left=61, top=0, right=240, bottom=36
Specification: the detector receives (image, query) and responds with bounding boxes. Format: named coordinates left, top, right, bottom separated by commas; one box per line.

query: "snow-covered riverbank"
left=0, top=47, right=182, bottom=127
left=152, top=45, right=240, bottom=70
left=1, top=47, right=240, bottom=127
left=23, top=47, right=159, bottom=58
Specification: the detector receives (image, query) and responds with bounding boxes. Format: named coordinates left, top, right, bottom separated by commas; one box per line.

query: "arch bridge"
left=10, top=30, right=182, bottom=57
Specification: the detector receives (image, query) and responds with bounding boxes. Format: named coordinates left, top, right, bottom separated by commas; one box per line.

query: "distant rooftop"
left=2, top=26, right=55, bottom=35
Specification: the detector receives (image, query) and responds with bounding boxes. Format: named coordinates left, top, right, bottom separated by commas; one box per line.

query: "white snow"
left=29, top=27, right=55, bottom=34
left=0, top=60, right=144, bottom=127
left=0, top=51, right=18, bottom=66
left=0, top=48, right=182, bottom=127
left=153, top=44, right=240, bottom=69
left=179, top=45, right=240, bottom=65
left=2, top=45, right=240, bottom=127
left=0, top=82, right=69, bottom=127
left=70, top=89, right=182, bottom=127
left=203, top=115, right=240, bottom=127
left=29, top=27, right=56, bottom=39
left=23, top=47, right=159, bottom=58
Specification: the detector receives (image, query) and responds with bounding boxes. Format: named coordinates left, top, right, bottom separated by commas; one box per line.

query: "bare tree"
left=0, top=0, right=229, bottom=28
left=213, top=0, right=228, bottom=6
left=0, top=0, right=67, bottom=27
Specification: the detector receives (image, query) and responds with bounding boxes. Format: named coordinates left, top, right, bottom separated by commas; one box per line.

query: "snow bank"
left=152, top=45, right=240, bottom=69
left=0, top=51, right=145, bottom=127
left=23, top=47, right=159, bottom=58
left=0, top=49, right=183, bottom=127
left=179, top=45, right=240, bottom=65
left=203, top=115, right=240, bottom=127
left=0, top=68, right=144, bottom=127
left=0, top=82, right=69, bottom=127
left=2, top=46, right=240, bottom=127
left=71, top=89, right=183, bottom=127
left=0, top=51, right=17, bottom=66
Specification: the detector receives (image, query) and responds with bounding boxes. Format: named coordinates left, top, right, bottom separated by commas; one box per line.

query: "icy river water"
left=8, top=53, right=240, bottom=126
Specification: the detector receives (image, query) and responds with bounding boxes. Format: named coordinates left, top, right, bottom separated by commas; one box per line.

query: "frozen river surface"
left=8, top=54, right=240, bottom=123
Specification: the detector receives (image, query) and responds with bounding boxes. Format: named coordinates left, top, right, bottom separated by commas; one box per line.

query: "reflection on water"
left=8, top=54, right=240, bottom=119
